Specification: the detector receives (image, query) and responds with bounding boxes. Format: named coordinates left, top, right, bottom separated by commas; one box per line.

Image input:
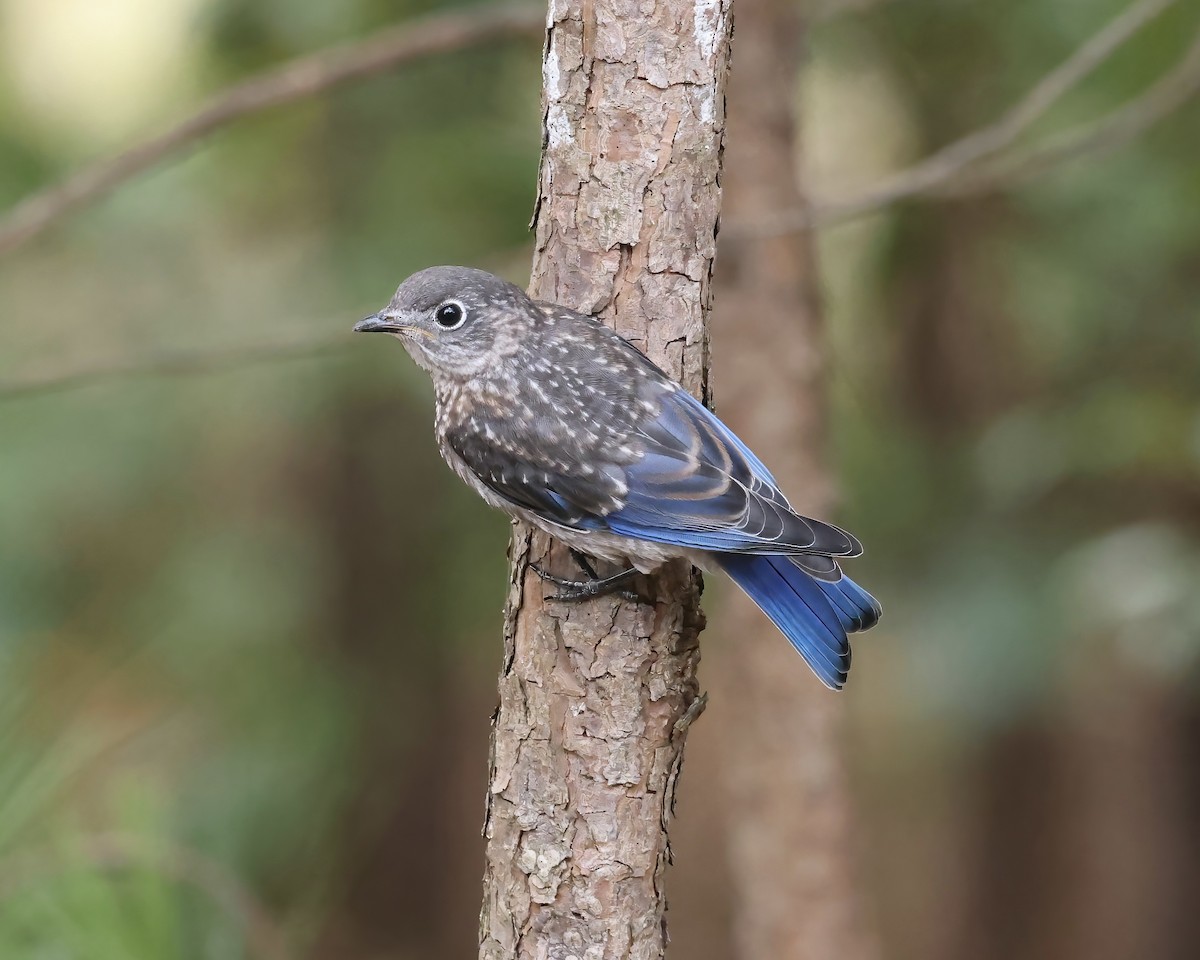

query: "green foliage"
left=1, top=0, right=1198, bottom=953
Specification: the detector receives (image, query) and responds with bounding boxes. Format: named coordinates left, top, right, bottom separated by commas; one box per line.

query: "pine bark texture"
left=713, top=1, right=878, bottom=958
left=478, top=1, right=733, bottom=958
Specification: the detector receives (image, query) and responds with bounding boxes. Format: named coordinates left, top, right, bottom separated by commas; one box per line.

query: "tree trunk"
left=712, top=1, right=878, bottom=958
left=477, top=1, right=733, bottom=958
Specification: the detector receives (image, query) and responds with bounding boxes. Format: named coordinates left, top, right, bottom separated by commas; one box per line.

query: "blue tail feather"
left=810, top=566, right=882, bottom=633
left=818, top=580, right=862, bottom=631
left=718, top=554, right=880, bottom=689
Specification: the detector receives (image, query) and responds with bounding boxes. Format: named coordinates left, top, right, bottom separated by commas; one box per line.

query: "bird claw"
left=529, top=558, right=649, bottom=604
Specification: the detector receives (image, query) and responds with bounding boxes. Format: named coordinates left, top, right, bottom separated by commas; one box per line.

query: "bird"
left=354, top=266, right=880, bottom=688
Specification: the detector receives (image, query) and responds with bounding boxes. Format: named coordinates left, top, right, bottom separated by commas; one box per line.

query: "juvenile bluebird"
left=354, top=266, right=880, bottom=688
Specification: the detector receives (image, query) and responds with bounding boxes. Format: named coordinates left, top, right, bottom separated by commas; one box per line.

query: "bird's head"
left=354, top=266, right=532, bottom=380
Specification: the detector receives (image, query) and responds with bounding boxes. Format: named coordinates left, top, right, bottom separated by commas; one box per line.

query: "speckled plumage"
left=354, top=266, right=881, bottom=688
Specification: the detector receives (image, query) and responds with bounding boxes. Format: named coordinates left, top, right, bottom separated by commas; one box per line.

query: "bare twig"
left=0, top=4, right=543, bottom=256
left=0, top=834, right=294, bottom=960
left=0, top=242, right=533, bottom=403
left=8, top=10, right=1196, bottom=410
left=0, top=334, right=344, bottom=400
left=3, top=0, right=1193, bottom=402
left=946, top=28, right=1200, bottom=194
left=730, top=0, right=1180, bottom=236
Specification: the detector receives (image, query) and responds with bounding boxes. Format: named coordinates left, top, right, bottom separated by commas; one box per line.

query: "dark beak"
left=353, top=313, right=400, bottom=333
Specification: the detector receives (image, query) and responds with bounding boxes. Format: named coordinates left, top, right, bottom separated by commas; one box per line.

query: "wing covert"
left=606, top=385, right=863, bottom=558
left=443, top=424, right=625, bottom=527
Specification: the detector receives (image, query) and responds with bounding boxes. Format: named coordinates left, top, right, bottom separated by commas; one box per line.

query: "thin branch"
left=730, top=0, right=1180, bottom=237
left=9, top=15, right=1198, bottom=409
left=0, top=334, right=345, bottom=400
left=0, top=243, right=533, bottom=403
left=0, top=833, right=295, bottom=960
left=945, top=27, right=1200, bottom=195
left=4, top=0, right=1193, bottom=403
left=0, top=4, right=543, bottom=257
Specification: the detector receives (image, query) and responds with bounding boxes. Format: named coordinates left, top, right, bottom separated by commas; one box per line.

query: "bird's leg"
left=530, top=549, right=647, bottom=603
left=568, top=549, right=601, bottom=581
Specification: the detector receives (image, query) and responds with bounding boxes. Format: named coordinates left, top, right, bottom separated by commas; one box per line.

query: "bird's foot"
left=530, top=550, right=649, bottom=604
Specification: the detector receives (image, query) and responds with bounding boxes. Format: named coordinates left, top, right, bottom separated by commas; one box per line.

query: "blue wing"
left=592, top=384, right=881, bottom=689
left=598, top=386, right=861, bottom=561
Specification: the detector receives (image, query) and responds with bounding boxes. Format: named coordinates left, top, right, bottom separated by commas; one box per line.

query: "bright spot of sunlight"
left=0, top=0, right=210, bottom=149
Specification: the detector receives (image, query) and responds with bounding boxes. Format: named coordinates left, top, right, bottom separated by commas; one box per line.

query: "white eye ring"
left=433, top=300, right=467, bottom=330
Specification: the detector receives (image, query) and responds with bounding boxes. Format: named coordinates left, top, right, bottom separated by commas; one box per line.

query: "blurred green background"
left=2, top=0, right=1199, bottom=957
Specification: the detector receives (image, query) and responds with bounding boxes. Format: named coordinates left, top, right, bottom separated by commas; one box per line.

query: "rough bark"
left=477, top=1, right=733, bottom=958
left=712, top=1, right=878, bottom=958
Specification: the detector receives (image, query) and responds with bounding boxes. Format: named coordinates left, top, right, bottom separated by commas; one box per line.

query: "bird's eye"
left=434, top=301, right=466, bottom=330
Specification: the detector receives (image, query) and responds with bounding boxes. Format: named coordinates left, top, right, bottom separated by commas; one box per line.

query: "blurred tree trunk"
left=477, top=1, right=733, bottom=958
left=712, top=1, right=878, bottom=958
left=939, top=665, right=1200, bottom=960
left=309, top=400, right=493, bottom=960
